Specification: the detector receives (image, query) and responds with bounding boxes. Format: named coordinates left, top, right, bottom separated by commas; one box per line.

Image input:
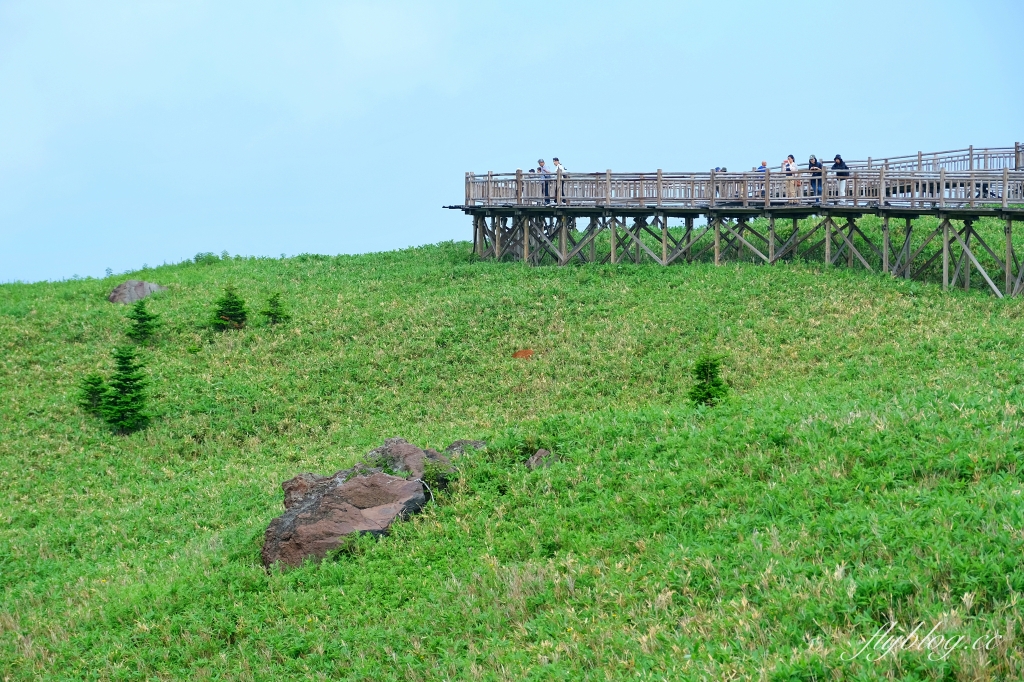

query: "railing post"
left=970, top=171, right=976, bottom=208
left=555, top=168, right=562, bottom=205
left=969, top=145, right=974, bottom=171
left=939, top=168, right=945, bottom=208
left=465, top=172, right=472, bottom=206
left=1003, top=167, right=1009, bottom=210
left=709, top=170, right=716, bottom=208
left=878, top=166, right=885, bottom=206
left=656, top=169, right=663, bottom=208
left=605, top=169, right=612, bottom=207
left=1016, top=142, right=1021, bottom=170
left=486, top=171, right=493, bottom=206
left=638, top=174, right=646, bottom=208
left=917, top=151, right=922, bottom=171
left=516, top=169, right=523, bottom=205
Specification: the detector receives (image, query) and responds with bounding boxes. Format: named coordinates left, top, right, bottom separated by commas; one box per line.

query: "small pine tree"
left=102, top=345, right=149, bottom=433
left=688, top=355, right=728, bottom=406
left=260, top=293, right=291, bottom=325
left=125, top=299, right=160, bottom=343
left=212, top=285, right=247, bottom=330
left=78, top=373, right=107, bottom=415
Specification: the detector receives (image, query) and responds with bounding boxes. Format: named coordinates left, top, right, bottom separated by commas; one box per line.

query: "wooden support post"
left=523, top=216, right=530, bottom=264
left=713, top=216, right=721, bottom=265
left=685, top=216, right=694, bottom=261
left=847, top=219, right=854, bottom=268
left=824, top=216, right=831, bottom=265
left=964, top=220, right=972, bottom=290
left=903, top=218, right=912, bottom=280
left=559, top=215, right=567, bottom=265
left=1007, top=219, right=1014, bottom=297
left=610, top=217, right=617, bottom=264
left=768, top=216, right=776, bottom=263
left=495, top=218, right=502, bottom=260
left=942, top=218, right=949, bottom=291
left=882, top=215, right=890, bottom=275
left=661, top=214, right=668, bottom=265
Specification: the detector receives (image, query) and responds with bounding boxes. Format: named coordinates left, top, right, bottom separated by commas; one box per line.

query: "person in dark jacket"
left=832, top=155, right=850, bottom=203
left=808, top=155, right=823, bottom=201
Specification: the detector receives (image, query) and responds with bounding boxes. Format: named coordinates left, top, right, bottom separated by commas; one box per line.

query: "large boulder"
left=262, top=471, right=425, bottom=567
left=107, top=280, right=167, bottom=304
left=262, top=438, right=475, bottom=568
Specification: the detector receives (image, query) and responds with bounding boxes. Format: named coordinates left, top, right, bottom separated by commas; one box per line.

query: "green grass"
left=1, top=242, right=1023, bottom=680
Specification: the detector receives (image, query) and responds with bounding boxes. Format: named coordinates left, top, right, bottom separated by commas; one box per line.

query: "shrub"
left=212, top=285, right=247, bottom=330
left=260, top=293, right=291, bottom=325
left=194, top=252, right=220, bottom=265
left=688, top=355, right=728, bottom=406
left=102, top=346, right=149, bottom=433
left=77, top=373, right=107, bottom=415
left=125, top=299, right=160, bottom=343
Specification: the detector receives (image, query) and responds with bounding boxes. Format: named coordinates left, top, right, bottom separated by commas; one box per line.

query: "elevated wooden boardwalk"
left=448, top=144, right=1024, bottom=297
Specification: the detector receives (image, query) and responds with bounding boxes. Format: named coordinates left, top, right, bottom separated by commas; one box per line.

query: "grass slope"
left=1, top=242, right=1023, bottom=680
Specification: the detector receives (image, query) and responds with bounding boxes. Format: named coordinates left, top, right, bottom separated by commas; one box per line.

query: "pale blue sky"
left=2, top=0, right=1021, bottom=282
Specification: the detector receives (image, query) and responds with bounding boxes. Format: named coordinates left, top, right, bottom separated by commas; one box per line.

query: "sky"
left=1, top=0, right=1022, bottom=283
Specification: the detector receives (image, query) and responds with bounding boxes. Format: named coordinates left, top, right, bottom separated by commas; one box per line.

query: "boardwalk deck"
left=449, top=144, right=1024, bottom=297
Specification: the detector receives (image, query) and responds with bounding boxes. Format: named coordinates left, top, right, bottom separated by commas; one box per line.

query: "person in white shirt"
left=552, top=157, right=568, bottom=204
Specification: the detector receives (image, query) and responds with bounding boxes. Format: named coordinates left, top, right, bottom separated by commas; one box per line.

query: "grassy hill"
left=1, top=241, right=1023, bottom=680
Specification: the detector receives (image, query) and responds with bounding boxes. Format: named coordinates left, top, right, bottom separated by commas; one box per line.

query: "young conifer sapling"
left=102, top=345, right=149, bottom=433
left=260, top=293, right=291, bottom=325
left=125, top=299, right=160, bottom=343
left=688, top=355, right=728, bottom=406
left=212, top=285, right=247, bottom=330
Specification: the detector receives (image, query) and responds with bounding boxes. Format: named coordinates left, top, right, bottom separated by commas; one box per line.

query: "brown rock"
left=526, top=448, right=554, bottom=470
left=262, top=472, right=425, bottom=568
left=107, top=280, right=168, bottom=304
left=512, top=349, right=534, bottom=359
left=366, top=437, right=453, bottom=480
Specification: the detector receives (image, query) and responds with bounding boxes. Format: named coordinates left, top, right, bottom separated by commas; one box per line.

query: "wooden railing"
left=764, top=145, right=1021, bottom=173
left=467, top=161, right=1024, bottom=210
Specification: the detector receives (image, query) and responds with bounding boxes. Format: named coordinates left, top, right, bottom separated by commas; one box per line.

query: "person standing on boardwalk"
left=783, top=155, right=799, bottom=202
left=808, top=155, right=823, bottom=202
left=832, top=155, right=850, bottom=204
left=537, top=159, right=552, bottom=204
left=552, top=157, right=568, bottom=204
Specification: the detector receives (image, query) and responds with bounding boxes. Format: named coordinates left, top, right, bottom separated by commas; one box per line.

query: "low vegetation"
left=1, top=240, right=1022, bottom=679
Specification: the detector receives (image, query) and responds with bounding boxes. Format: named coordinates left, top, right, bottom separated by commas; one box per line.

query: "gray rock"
left=262, top=472, right=426, bottom=568
left=444, top=439, right=487, bottom=456
left=107, top=280, right=168, bottom=305
left=526, top=448, right=555, bottom=470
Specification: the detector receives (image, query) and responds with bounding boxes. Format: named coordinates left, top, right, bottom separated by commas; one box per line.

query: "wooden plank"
left=720, top=221, right=769, bottom=263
